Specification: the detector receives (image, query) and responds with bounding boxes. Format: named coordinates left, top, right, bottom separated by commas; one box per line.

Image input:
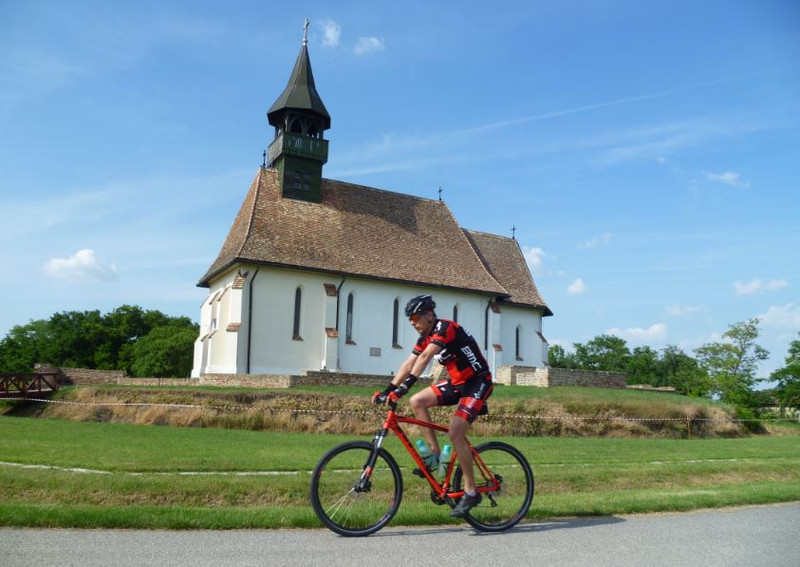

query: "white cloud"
left=769, top=280, right=790, bottom=291
left=44, top=249, right=118, bottom=282
left=666, top=303, right=704, bottom=317
left=567, top=278, right=586, bottom=295
left=319, top=20, right=341, bottom=47
left=354, top=37, right=385, bottom=55
left=734, top=278, right=789, bottom=296
left=577, top=232, right=612, bottom=249
left=759, top=303, right=800, bottom=330
left=607, top=323, right=668, bottom=344
left=703, top=170, right=749, bottom=188
left=522, top=245, right=545, bottom=274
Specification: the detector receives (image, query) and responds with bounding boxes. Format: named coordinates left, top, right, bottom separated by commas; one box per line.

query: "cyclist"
left=373, top=294, right=493, bottom=518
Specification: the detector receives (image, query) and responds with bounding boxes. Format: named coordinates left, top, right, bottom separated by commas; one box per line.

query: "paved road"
left=3, top=504, right=798, bottom=566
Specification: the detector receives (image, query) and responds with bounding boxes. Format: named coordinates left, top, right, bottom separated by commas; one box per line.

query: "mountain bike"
left=309, top=400, right=534, bottom=536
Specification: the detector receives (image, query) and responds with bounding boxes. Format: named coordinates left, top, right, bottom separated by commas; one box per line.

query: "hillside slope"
left=3, top=384, right=782, bottom=439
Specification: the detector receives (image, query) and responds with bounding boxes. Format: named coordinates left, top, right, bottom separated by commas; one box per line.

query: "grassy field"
left=1, top=414, right=799, bottom=529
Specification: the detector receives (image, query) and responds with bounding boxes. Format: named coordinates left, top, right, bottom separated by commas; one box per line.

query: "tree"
left=130, top=326, right=197, bottom=378
left=0, top=305, right=198, bottom=376
left=626, top=346, right=660, bottom=385
left=659, top=345, right=710, bottom=397
left=694, top=318, right=769, bottom=406
left=574, top=334, right=630, bottom=372
left=548, top=344, right=577, bottom=368
left=47, top=310, right=108, bottom=368
left=770, top=333, right=800, bottom=414
left=0, top=319, right=50, bottom=372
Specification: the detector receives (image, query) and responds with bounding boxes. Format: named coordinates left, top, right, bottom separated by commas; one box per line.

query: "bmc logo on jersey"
left=460, top=345, right=483, bottom=372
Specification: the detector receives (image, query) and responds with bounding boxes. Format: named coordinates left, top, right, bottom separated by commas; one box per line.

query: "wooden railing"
left=0, top=373, right=60, bottom=398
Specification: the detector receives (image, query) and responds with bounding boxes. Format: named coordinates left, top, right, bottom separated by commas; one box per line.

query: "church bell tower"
left=266, top=19, right=331, bottom=203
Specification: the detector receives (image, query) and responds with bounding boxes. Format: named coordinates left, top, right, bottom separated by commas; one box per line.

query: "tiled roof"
left=199, top=168, right=550, bottom=313
left=462, top=230, right=553, bottom=315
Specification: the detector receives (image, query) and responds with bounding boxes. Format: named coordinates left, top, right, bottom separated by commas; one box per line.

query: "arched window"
left=516, top=325, right=523, bottom=361
left=292, top=287, right=302, bottom=340
left=288, top=116, right=303, bottom=134
left=392, top=298, right=400, bottom=347
left=452, top=304, right=459, bottom=323
left=346, top=293, right=355, bottom=344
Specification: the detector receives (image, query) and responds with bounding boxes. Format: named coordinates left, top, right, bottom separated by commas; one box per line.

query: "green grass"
left=1, top=415, right=799, bottom=529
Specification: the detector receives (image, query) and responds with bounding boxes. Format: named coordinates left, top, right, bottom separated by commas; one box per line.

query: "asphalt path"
left=3, top=503, right=798, bottom=567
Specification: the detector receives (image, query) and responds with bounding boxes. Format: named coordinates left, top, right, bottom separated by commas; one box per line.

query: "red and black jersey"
left=413, top=319, right=491, bottom=385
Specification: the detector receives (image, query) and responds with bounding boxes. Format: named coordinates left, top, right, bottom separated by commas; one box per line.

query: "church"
left=191, top=29, right=552, bottom=379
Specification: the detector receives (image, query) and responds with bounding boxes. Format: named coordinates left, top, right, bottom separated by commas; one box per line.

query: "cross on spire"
left=303, top=18, right=309, bottom=46
left=512, top=225, right=517, bottom=240
left=437, top=186, right=443, bottom=201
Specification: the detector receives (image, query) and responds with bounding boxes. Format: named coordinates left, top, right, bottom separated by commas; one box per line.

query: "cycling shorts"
left=430, top=374, right=493, bottom=423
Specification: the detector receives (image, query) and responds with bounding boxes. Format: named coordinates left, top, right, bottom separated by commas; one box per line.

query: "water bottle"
left=415, top=439, right=438, bottom=471
left=437, top=444, right=452, bottom=478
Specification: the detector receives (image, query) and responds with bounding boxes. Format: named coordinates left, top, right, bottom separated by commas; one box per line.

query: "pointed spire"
left=267, top=20, right=330, bottom=129
left=265, top=20, right=331, bottom=203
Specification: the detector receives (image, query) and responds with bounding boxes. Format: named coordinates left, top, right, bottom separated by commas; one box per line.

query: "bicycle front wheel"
left=309, top=440, right=403, bottom=537
left=452, top=441, right=534, bottom=532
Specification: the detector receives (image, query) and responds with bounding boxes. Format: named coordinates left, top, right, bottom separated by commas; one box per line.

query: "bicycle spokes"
left=451, top=442, right=534, bottom=532
left=310, top=441, right=403, bottom=537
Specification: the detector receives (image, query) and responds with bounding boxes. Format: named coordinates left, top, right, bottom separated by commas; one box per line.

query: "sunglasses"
left=409, top=311, right=428, bottom=323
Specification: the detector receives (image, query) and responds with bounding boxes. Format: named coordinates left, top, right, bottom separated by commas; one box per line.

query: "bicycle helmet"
left=405, top=294, right=436, bottom=318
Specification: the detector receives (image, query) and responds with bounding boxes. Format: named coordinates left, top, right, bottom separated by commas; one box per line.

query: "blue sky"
left=2, top=0, right=798, bottom=379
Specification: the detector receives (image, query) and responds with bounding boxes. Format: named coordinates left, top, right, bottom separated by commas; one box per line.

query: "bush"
left=130, top=327, right=197, bottom=378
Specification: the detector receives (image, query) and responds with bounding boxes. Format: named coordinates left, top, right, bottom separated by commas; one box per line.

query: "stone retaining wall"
left=43, top=366, right=392, bottom=389
left=494, top=365, right=627, bottom=388
left=44, top=365, right=627, bottom=390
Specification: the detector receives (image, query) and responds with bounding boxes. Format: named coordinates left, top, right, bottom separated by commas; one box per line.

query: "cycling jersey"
left=412, top=318, right=491, bottom=385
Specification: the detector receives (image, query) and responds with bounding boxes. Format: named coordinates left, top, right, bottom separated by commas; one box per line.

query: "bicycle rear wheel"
left=452, top=441, right=534, bottom=532
left=309, top=440, right=403, bottom=536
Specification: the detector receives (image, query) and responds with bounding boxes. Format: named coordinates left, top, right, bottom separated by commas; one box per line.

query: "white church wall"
left=206, top=279, right=239, bottom=374
left=248, top=268, right=329, bottom=375
left=337, top=282, right=395, bottom=376
left=337, top=280, right=496, bottom=378
left=193, top=275, right=235, bottom=376
left=193, top=265, right=547, bottom=378
left=191, top=293, right=211, bottom=377
left=498, top=304, right=545, bottom=367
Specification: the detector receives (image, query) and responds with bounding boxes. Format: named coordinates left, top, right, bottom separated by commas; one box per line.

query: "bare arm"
left=394, top=343, right=442, bottom=384
left=391, top=354, right=417, bottom=386
left=374, top=343, right=443, bottom=405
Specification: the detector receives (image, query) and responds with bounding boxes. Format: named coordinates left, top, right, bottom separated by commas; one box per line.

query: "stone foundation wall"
left=548, top=368, right=627, bottom=388
left=47, top=365, right=627, bottom=390
left=46, top=366, right=391, bottom=389
left=494, top=365, right=627, bottom=388
left=57, top=367, right=127, bottom=385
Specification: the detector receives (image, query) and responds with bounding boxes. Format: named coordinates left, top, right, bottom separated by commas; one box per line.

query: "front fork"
left=354, top=428, right=389, bottom=492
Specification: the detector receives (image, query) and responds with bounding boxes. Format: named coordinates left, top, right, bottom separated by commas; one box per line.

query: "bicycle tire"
left=452, top=441, right=534, bottom=532
left=309, top=440, right=403, bottom=537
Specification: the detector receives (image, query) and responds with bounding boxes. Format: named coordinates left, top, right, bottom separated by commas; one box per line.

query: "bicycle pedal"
left=429, top=491, right=448, bottom=505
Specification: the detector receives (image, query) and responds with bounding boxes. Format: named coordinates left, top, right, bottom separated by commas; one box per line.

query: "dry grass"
left=4, top=385, right=767, bottom=439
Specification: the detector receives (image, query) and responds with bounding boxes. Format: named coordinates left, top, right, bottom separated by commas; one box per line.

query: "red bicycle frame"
left=372, top=401, right=501, bottom=501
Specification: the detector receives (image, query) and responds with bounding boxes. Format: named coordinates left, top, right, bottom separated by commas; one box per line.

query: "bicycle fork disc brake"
left=355, top=429, right=389, bottom=492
